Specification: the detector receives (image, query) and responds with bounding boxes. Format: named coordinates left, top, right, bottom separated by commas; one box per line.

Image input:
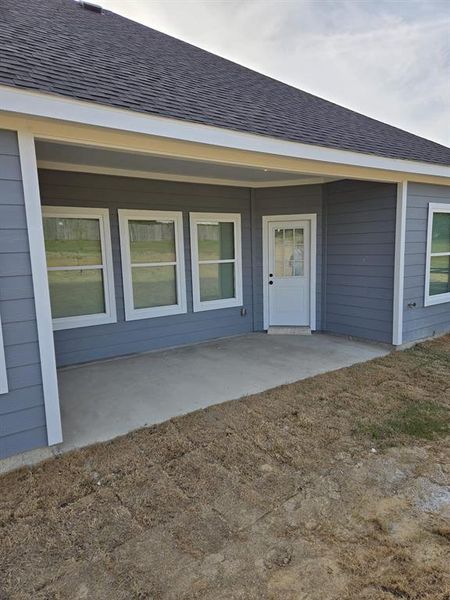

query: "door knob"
left=269, top=280, right=274, bottom=285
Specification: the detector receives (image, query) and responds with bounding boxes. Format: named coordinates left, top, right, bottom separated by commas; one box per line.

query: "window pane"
left=431, top=213, right=450, bottom=254
left=129, top=220, right=176, bottom=264
left=132, top=266, right=177, bottom=309
left=274, top=228, right=284, bottom=277
left=274, top=227, right=304, bottom=277
left=429, top=255, right=450, bottom=296
left=44, top=217, right=102, bottom=267
left=48, top=269, right=105, bottom=318
left=199, top=263, right=235, bottom=301
left=198, top=222, right=234, bottom=261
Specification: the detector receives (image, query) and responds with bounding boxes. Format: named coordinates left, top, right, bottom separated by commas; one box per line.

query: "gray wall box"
left=324, top=180, right=397, bottom=343
left=403, top=183, right=450, bottom=343
left=0, top=130, right=48, bottom=459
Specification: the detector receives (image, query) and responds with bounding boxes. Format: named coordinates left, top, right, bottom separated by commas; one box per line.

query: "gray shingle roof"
left=1, top=0, right=449, bottom=167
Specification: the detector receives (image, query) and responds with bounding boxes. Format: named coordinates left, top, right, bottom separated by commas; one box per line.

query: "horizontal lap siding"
left=0, top=130, right=47, bottom=460
left=252, top=185, right=323, bottom=330
left=403, top=183, right=450, bottom=343
left=324, top=180, right=396, bottom=343
left=38, top=170, right=253, bottom=366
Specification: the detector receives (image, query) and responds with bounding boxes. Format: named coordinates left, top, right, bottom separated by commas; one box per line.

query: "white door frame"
left=262, top=214, right=317, bottom=331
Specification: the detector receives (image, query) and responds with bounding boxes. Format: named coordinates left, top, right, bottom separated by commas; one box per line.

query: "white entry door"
left=267, top=220, right=310, bottom=326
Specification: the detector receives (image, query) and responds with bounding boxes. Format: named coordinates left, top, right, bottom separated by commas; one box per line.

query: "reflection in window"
left=43, top=208, right=115, bottom=329
left=274, top=227, right=304, bottom=277
left=190, top=213, right=242, bottom=311
left=429, top=210, right=450, bottom=298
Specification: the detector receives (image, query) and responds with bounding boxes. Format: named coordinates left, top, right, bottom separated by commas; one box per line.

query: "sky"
left=98, top=0, right=450, bottom=147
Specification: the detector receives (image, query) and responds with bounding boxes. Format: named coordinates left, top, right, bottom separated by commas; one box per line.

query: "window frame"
left=424, top=202, right=450, bottom=307
left=190, top=212, right=243, bottom=312
left=118, top=209, right=187, bottom=321
left=42, top=206, right=117, bottom=330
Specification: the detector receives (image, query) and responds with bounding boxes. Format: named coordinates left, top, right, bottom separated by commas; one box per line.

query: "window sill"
left=124, top=304, right=187, bottom=321
left=193, top=298, right=242, bottom=312
left=52, top=313, right=117, bottom=331
left=424, top=293, right=450, bottom=307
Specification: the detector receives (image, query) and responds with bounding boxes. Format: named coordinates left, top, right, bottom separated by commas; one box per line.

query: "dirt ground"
left=1, top=335, right=449, bottom=600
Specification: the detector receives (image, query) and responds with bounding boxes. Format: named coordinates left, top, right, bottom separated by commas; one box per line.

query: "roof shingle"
left=0, top=0, right=449, bottom=166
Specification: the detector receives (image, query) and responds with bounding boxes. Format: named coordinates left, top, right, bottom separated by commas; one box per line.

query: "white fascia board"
left=1, top=85, right=449, bottom=180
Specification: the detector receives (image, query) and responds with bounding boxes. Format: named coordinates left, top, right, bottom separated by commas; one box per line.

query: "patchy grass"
left=0, top=334, right=449, bottom=600
left=362, top=400, right=450, bottom=442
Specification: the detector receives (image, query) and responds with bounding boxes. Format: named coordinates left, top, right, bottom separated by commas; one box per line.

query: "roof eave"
left=0, top=85, right=449, bottom=181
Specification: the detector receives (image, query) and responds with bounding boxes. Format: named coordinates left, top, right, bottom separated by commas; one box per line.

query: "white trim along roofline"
left=1, top=85, right=450, bottom=181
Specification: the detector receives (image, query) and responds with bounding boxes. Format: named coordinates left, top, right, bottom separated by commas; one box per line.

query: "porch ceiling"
left=35, top=140, right=338, bottom=188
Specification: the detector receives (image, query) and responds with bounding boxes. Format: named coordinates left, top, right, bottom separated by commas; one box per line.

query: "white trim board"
left=17, top=130, right=62, bottom=446
left=262, top=214, right=317, bottom=331
left=42, top=206, right=117, bottom=330
left=0, top=307, right=8, bottom=395
left=2, top=85, right=450, bottom=180
left=118, top=209, right=187, bottom=320
left=424, top=202, right=450, bottom=307
left=392, top=181, right=407, bottom=345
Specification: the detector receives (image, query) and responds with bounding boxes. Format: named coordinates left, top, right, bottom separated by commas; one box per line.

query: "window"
left=425, top=203, right=450, bottom=306
left=42, top=207, right=116, bottom=330
left=190, top=212, right=243, bottom=312
left=118, top=210, right=186, bottom=320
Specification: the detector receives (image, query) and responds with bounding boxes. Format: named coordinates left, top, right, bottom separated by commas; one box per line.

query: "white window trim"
left=190, top=212, right=243, bottom=312
left=118, top=209, right=187, bottom=320
left=42, top=206, right=117, bottom=330
left=424, top=202, right=450, bottom=307
left=0, top=308, right=8, bottom=395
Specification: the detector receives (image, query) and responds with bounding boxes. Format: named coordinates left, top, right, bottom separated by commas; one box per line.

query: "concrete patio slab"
left=57, top=333, right=389, bottom=452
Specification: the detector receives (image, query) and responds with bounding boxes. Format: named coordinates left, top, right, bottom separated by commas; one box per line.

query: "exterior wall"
left=252, top=184, right=323, bottom=330
left=38, top=170, right=253, bottom=366
left=324, top=180, right=397, bottom=343
left=403, top=183, right=450, bottom=343
left=0, top=130, right=47, bottom=459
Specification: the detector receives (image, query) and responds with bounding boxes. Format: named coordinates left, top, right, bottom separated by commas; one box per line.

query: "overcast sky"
left=99, top=0, right=449, bottom=146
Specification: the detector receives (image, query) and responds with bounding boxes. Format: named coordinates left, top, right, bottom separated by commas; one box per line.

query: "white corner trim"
left=392, top=180, right=408, bottom=345
left=0, top=308, right=8, bottom=395
left=17, top=130, right=63, bottom=446
left=2, top=85, right=450, bottom=180
left=189, top=212, right=243, bottom=312
left=262, top=214, right=317, bottom=331
left=424, top=202, right=450, bottom=307
left=42, top=206, right=117, bottom=330
left=118, top=209, right=187, bottom=320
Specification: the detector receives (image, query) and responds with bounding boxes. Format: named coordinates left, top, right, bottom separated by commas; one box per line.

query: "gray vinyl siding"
left=324, top=180, right=397, bottom=343
left=38, top=170, right=253, bottom=366
left=403, top=183, right=450, bottom=343
left=0, top=130, right=47, bottom=460
left=252, top=185, right=323, bottom=331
